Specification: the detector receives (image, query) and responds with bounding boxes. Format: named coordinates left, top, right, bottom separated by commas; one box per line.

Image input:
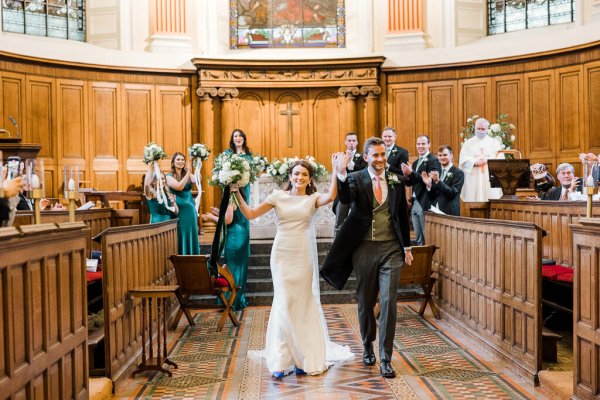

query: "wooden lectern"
left=488, top=151, right=530, bottom=200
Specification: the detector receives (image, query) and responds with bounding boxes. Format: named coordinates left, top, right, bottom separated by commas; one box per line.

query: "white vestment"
left=459, top=135, right=504, bottom=202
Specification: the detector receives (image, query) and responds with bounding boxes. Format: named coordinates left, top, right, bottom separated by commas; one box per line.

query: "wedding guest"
left=381, top=127, right=409, bottom=175
left=539, top=163, right=581, bottom=201
left=166, top=152, right=200, bottom=255
left=1, top=175, right=23, bottom=227
left=232, top=154, right=354, bottom=378
left=401, top=135, right=441, bottom=245
left=144, top=165, right=178, bottom=223
left=322, top=137, right=412, bottom=379
left=423, top=145, right=464, bottom=216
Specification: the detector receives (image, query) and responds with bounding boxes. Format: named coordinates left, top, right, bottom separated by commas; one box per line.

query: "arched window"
left=488, top=0, right=575, bottom=35
left=2, top=0, right=86, bottom=41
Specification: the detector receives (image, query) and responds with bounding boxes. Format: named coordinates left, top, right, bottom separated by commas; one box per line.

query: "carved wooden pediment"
left=192, top=57, right=385, bottom=89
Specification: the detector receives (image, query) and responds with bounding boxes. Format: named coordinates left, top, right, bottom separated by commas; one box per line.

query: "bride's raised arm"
left=316, top=152, right=347, bottom=208
left=232, top=185, right=274, bottom=220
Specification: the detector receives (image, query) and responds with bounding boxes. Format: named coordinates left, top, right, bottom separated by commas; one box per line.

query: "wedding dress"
left=264, top=190, right=354, bottom=375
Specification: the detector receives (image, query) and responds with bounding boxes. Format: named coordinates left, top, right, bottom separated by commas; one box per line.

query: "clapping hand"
left=401, top=162, right=412, bottom=176
left=569, top=178, right=582, bottom=193
left=430, top=170, right=440, bottom=183
left=421, top=171, right=432, bottom=189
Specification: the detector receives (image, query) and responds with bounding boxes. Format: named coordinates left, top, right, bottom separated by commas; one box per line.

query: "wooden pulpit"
left=488, top=158, right=531, bottom=200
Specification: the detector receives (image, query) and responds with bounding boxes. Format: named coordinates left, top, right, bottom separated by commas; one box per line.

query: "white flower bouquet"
left=252, top=155, right=269, bottom=175
left=188, top=143, right=211, bottom=161
left=266, top=158, right=291, bottom=183
left=143, top=142, right=167, bottom=165
left=209, top=152, right=254, bottom=189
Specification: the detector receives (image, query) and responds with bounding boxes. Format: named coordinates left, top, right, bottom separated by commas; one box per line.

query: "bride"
left=232, top=153, right=354, bottom=378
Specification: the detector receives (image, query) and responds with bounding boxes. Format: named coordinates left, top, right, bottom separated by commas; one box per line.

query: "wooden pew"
left=426, top=212, right=544, bottom=383
left=13, top=208, right=138, bottom=252
left=571, top=220, right=600, bottom=399
left=95, top=220, right=178, bottom=387
left=0, top=222, right=90, bottom=399
left=84, top=191, right=149, bottom=224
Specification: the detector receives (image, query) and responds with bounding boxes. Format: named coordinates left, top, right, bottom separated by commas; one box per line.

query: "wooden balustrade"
left=572, top=220, right=600, bottom=399
left=97, top=220, right=178, bottom=386
left=426, top=212, right=544, bottom=382
left=488, top=200, right=600, bottom=266
left=0, top=222, right=89, bottom=399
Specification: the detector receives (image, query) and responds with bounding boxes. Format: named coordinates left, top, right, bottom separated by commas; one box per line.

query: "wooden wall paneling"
left=90, top=82, right=121, bottom=191
left=57, top=79, right=88, bottom=192
left=584, top=60, right=600, bottom=156
left=236, top=89, right=270, bottom=156
left=156, top=85, right=192, bottom=160
left=387, top=83, right=423, bottom=155
left=26, top=75, right=57, bottom=196
left=0, top=71, right=26, bottom=137
left=309, top=88, right=343, bottom=165
left=571, top=222, right=600, bottom=400
left=122, top=84, right=156, bottom=190
left=426, top=213, right=543, bottom=382
left=523, top=70, right=556, bottom=168
left=270, top=90, right=308, bottom=160
left=458, top=77, right=492, bottom=131
left=555, top=65, right=584, bottom=165
left=492, top=74, right=525, bottom=159
left=423, top=81, right=458, bottom=155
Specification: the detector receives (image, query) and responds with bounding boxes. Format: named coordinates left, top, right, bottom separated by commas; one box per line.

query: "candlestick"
left=0, top=150, right=4, bottom=197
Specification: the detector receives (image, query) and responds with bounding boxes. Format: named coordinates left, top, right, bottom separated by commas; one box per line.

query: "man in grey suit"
left=321, top=137, right=413, bottom=378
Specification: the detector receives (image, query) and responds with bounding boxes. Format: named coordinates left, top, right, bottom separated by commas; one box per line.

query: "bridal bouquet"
left=188, top=143, right=211, bottom=216
left=188, top=143, right=211, bottom=161
left=209, top=152, right=254, bottom=189
left=143, top=142, right=167, bottom=165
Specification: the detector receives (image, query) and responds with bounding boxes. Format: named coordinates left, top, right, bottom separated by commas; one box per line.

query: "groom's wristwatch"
left=404, top=247, right=412, bottom=252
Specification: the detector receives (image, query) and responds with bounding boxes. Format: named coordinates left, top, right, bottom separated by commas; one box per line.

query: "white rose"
left=278, top=165, right=287, bottom=175
left=223, top=161, right=231, bottom=169
left=509, top=124, right=515, bottom=130
left=467, top=118, right=472, bottom=123
left=490, top=123, right=501, bottom=133
left=501, top=144, right=506, bottom=149
left=495, top=136, right=503, bottom=144
left=510, top=135, right=516, bottom=141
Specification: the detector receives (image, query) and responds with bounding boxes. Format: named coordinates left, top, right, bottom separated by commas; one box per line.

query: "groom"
left=321, top=137, right=413, bottom=378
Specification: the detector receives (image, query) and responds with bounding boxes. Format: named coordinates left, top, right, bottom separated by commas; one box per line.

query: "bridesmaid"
left=166, top=152, right=200, bottom=255
left=143, top=165, right=178, bottom=224
left=219, top=129, right=252, bottom=310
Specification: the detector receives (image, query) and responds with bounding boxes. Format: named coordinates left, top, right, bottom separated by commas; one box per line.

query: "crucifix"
left=279, top=102, right=300, bottom=148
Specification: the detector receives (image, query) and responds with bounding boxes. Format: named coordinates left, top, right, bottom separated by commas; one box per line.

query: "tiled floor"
left=115, top=302, right=552, bottom=399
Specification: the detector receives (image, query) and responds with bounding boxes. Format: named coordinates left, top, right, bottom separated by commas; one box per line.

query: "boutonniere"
left=390, top=148, right=397, bottom=155
left=445, top=172, right=453, bottom=181
left=354, top=153, right=361, bottom=159
left=387, top=172, right=402, bottom=187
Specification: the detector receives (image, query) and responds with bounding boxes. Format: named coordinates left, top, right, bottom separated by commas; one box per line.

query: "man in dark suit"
left=425, top=145, right=464, bottom=216
left=401, top=135, right=441, bottom=245
left=334, top=132, right=367, bottom=235
left=539, top=163, right=581, bottom=200
left=381, top=127, right=409, bottom=175
left=321, top=137, right=413, bottom=378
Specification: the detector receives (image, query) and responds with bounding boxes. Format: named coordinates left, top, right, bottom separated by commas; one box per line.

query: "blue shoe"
left=272, top=371, right=285, bottom=379
left=294, top=367, right=306, bottom=375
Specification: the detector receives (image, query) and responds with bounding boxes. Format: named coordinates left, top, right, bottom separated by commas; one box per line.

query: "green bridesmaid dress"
left=146, top=197, right=175, bottom=224
left=168, top=176, right=200, bottom=255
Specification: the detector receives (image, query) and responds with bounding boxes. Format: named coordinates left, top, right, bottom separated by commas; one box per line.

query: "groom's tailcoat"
left=320, top=168, right=411, bottom=290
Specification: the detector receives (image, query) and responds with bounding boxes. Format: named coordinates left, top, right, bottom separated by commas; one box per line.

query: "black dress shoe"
left=379, top=361, right=396, bottom=378
left=362, top=343, right=376, bottom=366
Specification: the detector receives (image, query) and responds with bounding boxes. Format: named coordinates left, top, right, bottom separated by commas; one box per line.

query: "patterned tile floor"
left=115, top=303, right=551, bottom=399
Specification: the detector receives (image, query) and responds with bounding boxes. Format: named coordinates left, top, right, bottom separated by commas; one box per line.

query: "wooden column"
left=388, top=0, right=424, bottom=33
left=361, top=85, right=382, bottom=141
left=150, top=0, right=187, bottom=34
left=219, top=88, right=239, bottom=152
left=338, top=86, right=359, bottom=135
left=197, top=87, right=218, bottom=234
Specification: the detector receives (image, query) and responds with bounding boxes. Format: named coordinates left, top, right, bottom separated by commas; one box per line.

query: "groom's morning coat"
left=320, top=168, right=412, bottom=290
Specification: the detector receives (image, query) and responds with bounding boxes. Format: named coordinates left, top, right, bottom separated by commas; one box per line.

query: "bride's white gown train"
left=263, top=190, right=354, bottom=375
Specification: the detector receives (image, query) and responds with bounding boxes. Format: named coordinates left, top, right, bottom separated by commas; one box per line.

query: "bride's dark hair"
left=285, top=160, right=316, bottom=195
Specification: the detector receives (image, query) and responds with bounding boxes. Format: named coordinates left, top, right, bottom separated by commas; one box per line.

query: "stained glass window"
left=230, top=0, right=345, bottom=49
left=488, top=0, right=574, bottom=35
left=2, top=0, right=86, bottom=42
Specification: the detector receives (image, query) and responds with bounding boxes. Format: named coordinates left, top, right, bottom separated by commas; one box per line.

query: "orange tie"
left=560, top=189, right=568, bottom=201
left=374, top=175, right=383, bottom=204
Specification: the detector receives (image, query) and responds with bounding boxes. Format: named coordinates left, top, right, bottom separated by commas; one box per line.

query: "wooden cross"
left=279, top=102, right=300, bottom=148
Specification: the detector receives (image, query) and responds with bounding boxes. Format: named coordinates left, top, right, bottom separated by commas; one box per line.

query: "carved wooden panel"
left=387, top=83, right=423, bottom=154
left=156, top=85, right=191, bottom=160
left=572, top=222, right=600, bottom=399
left=556, top=66, right=584, bottom=160
left=492, top=74, right=524, bottom=158
left=488, top=199, right=600, bottom=267
left=584, top=60, right=600, bottom=154
left=458, top=77, right=491, bottom=130
left=0, top=71, right=25, bottom=137
left=237, top=90, right=270, bottom=156
left=310, top=89, right=343, bottom=164
left=0, top=224, right=88, bottom=399
left=90, top=82, right=120, bottom=191
left=270, top=90, right=308, bottom=160
left=101, top=220, right=178, bottom=384
left=524, top=71, right=555, bottom=163
left=426, top=213, right=543, bottom=382
left=424, top=81, right=458, bottom=154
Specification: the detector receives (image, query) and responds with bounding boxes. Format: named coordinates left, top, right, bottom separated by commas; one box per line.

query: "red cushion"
left=86, top=271, right=103, bottom=283
left=212, top=276, right=230, bottom=288
left=542, top=265, right=573, bottom=283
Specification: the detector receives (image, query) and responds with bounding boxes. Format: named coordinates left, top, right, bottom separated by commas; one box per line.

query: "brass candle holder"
left=583, top=186, right=598, bottom=218
left=31, top=188, right=44, bottom=224
left=66, top=190, right=78, bottom=223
